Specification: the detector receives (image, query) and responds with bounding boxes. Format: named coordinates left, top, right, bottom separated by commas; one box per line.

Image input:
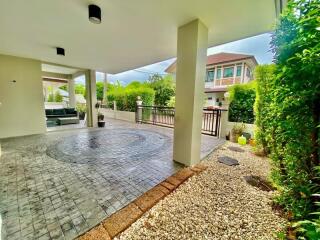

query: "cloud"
left=75, top=33, right=273, bottom=86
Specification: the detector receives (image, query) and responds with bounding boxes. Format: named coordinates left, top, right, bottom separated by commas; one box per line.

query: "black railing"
left=136, top=105, right=222, bottom=137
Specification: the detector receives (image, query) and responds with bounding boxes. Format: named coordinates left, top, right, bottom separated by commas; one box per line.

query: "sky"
left=76, top=33, right=274, bottom=85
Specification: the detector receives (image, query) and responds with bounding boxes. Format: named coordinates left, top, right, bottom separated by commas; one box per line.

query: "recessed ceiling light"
left=89, top=4, right=101, bottom=24
left=56, top=47, right=65, bottom=56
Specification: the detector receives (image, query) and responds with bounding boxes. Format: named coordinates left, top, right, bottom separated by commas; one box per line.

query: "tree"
left=59, top=85, right=67, bottom=91
left=96, top=82, right=104, bottom=101
left=147, top=74, right=175, bottom=106
left=147, top=73, right=163, bottom=84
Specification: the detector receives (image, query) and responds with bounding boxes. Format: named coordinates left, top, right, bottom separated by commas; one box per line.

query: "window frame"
left=206, top=69, right=215, bottom=82
left=236, top=65, right=242, bottom=77
left=223, top=66, right=234, bottom=78
left=216, top=68, right=222, bottom=79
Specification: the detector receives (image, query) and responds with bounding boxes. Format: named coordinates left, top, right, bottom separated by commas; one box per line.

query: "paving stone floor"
left=0, top=118, right=225, bottom=240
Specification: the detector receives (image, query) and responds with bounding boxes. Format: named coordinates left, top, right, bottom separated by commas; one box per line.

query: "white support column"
left=85, top=70, right=98, bottom=127
left=173, top=19, right=208, bottom=166
left=68, top=77, right=76, bottom=108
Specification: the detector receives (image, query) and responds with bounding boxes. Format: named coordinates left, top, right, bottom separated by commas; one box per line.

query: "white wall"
left=0, top=54, right=46, bottom=138
left=205, top=92, right=225, bottom=107
left=100, top=108, right=136, bottom=123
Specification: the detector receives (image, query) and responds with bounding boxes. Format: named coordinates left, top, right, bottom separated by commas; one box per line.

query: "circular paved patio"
left=0, top=119, right=225, bottom=240
left=46, top=129, right=170, bottom=165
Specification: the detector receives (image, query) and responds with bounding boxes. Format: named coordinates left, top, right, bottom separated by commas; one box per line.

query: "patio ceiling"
left=0, top=0, right=278, bottom=74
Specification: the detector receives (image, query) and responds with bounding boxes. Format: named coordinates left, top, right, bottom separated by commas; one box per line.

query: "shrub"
left=75, top=84, right=85, bottom=95
left=228, top=81, right=256, bottom=124
left=166, top=96, right=175, bottom=107
left=54, top=91, right=63, bottom=102
left=107, top=84, right=155, bottom=112
left=96, top=82, right=104, bottom=101
left=255, top=0, right=320, bottom=224
left=75, top=103, right=86, bottom=113
left=254, top=64, right=276, bottom=154
left=47, top=93, right=54, bottom=102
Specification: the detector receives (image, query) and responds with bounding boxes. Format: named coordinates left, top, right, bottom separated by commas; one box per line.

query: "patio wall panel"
left=0, top=54, right=46, bottom=138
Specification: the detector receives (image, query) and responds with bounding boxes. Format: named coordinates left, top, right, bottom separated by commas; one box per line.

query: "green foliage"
left=47, top=93, right=54, bottom=102
left=254, top=64, right=276, bottom=154
left=147, top=73, right=163, bottom=84
left=228, top=81, right=256, bottom=124
left=59, top=85, right=67, bottom=91
left=54, top=91, right=63, bottom=102
left=293, top=168, right=320, bottom=240
left=75, top=84, right=85, bottom=95
left=166, top=96, right=175, bottom=107
left=294, top=202, right=320, bottom=239
left=96, top=82, right=104, bottom=101
left=254, top=0, right=320, bottom=226
left=107, top=83, right=155, bottom=112
left=231, top=123, right=246, bottom=135
left=147, top=74, right=175, bottom=106
left=75, top=103, right=86, bottom=113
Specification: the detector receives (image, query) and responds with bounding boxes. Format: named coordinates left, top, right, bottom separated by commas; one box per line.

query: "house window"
left=206, top=70, right=215, bottom=82
left=216, top=68, right=222, bottom=79
left=223, top=67, right=234, bottom=78
left=236, top=65, right=242, bottom=77
left=208, top=97, right=212, bottom=100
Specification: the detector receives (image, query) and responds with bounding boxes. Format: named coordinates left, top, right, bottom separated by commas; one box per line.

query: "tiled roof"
left=207, top=52, right=256, bottom=66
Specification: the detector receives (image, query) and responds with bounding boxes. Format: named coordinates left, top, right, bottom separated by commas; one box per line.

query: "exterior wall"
left=0, top=54, right=46, bottom=138
left=205, top=92, right=225, bottom=107
left=243, top=63, right=253, bottom=83
left=100, top=108, right=136, bottom=123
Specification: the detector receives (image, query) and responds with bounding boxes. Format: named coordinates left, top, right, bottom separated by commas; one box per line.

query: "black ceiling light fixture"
left=89, top=4, right=101, bottom=24
left=56, top=47, right=65, bottom=56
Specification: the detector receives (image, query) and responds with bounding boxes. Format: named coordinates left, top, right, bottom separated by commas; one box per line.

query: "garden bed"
left=116, top=142, right=287, bottom=239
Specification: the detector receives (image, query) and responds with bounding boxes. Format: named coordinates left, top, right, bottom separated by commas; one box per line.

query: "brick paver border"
left=77, top=164, right=208, bottom=240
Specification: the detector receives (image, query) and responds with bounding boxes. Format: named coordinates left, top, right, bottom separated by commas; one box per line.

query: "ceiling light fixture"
left=56, top=47, right=65, bottom=56
left=89, top=4, right=101, bottom=24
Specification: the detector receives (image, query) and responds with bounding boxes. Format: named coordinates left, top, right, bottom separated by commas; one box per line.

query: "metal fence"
left=136, top=105, right=222, bottom=136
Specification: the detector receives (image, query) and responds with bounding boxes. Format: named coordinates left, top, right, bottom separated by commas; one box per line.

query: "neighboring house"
left=165, top=52, right=258, bottom=107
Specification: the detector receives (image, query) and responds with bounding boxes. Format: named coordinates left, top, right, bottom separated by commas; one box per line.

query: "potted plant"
left=230, top=123, right=246, bottom=143
left=96, top=102, right=105, bottom=127
left=76, top=104, right=86, bottom=120
left=98, top=112, right=105, bottom=121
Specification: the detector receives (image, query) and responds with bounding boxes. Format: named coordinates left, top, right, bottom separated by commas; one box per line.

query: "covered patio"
left=0, top=0, right=285, bottom=239
left=0, top=118, right=224, bottom=239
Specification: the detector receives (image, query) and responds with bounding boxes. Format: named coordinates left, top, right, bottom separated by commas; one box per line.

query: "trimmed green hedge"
left=254, top=0, right=320, bottom=227
left=107, top=85, right=155, bottom=112
left=228, top=81, right=256, bottom=124
left=254, top=64, right=276, bottom=155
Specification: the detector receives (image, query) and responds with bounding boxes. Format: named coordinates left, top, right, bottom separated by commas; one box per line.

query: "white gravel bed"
left=116, top=142, right=287, bottom=240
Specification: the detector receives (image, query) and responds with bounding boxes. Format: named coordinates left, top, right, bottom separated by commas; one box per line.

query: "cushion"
left=45, top=109, right=53, bottom=115
left=64, top=108, right=76, bottom=114
left=52, top=108, right=66, bottom=115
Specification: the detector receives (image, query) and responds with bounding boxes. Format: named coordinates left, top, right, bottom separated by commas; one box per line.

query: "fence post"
left=219, top=109, right=229, bottom=139
left=136, top=96, right=143, bottom=123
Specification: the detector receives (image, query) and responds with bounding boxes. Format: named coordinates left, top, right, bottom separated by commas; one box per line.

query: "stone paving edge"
left=77, top=164, right=208, bottom=240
